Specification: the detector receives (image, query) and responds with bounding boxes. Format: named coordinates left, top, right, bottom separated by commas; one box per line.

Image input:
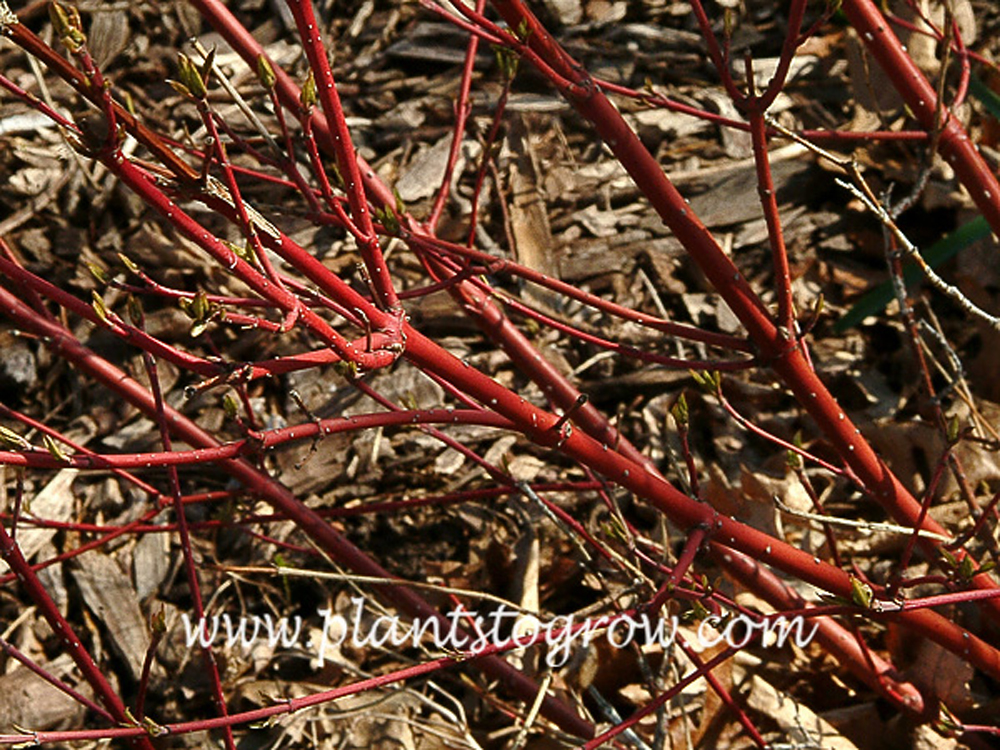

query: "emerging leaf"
left=689, top=370, right=721, bottom=394
left=256, top=54, right=277, bottom=90
left=118, top=253, right=140, bottom=274
left=0, top=425, right=30, bottom=449
left=180, top=290, right=210, bottom=322
left=300, top=69, right=317, bottom=111
left=222, top=393, right=239, bottom=420
left=126, top=295, right=144, bottom=328
left=849, top=576, right=873, bottom=609
left=670, top=393, right=689, bottom=427
left=150, top=609, right=166, bottom=635
left=176, top=52, right=207, bottom=99
left=86, top=262, right=108, bottom=285
left=43, top=434, right=71, bottom=463
left=49, top=1, right=86, bottom=53
left=91, top=290, right=109, bottom=324
left=493, top=45, right=520, bottom=81
left=947, top=414, right=961, bottom=444
left=373, top=205, right=399, bottom=235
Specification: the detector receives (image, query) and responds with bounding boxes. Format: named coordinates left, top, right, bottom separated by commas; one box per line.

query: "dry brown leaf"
left=395, top=135, right=462, bottom=203
left=745, top=673, right=859, bottom=749
left=0, top=653, right=90, bottom=731
left=88, top=7, right=130, bottom=68
left=0, top=469, right=76, bottom=576
left=69, top=551, right=152, bottom=683
left=509, top=116, right=561, bottom=310
left=541, top=0, right=582, bottom=25
left=689, top=641, right=733, bottom=748
left=905, top=637, right=975, bottom=711
left=865, top=400, right=1000, bottom=501
left=133, top=522, right=171, bottom=601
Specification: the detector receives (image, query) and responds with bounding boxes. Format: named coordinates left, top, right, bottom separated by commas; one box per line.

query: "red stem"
left=745, top=64, right=796, bottom=333
left=841, top=0, right=1000, bottom=235
left=429, top=0, right=486, bottom=230
left=4, top=0, right=999, bottom=735
left=283, top=0, right=400, bottom=312
left=141, top=341, right=235, bottom=750
left=0, top=287, right=594, bottom=739
left=716, top=547, right=925, bottom=713
left=0, top=635, right=113, bottom=721
left=408, top=232, right=750, bottom=351
left=487, top=0, right=1000, bottom=619
left=0, top=524, right=155, bottom=749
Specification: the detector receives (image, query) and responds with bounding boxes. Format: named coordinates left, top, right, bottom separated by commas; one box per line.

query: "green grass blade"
left=969, top=74, right=1000, bottom=120
left=835, top=73, right=999, bottom=332
left=834, top=215, right=991, bottom=332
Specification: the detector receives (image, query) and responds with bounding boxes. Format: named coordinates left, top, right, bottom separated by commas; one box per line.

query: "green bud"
left=670, top=393, right=689, bottom=427
left=49, top=2, right=86, bottom=53
left=959, top=554, right=976, bottom=580
left=786, top=431, right=804, bottom=469
left=176, top=52, right=207, bottom=99
left=167, top=79, right=193, bottom=98
left=223, top=239, right=255, bottom=266
left=223, top=393, right=239, bottom=420
left=947, top=414, right=961, bottom=444
left=329, top=162, right=343, bottom=189
left=199, top=46, right=217, bottom=85
left=940, top=548, right=959, bottom=569
left=43, top=434, right=71, bottom=463
left=334, top=359, right=359, bottom=379
left=689, top=370, right=721, bottom=394
left=0, top=425, right=30, bottom=449
left=689, top=600, right=711, bottom=621
left=91, top=290, right=109, bottom=324
left=256, top=55, right=277, bottom=90
left=180, top=290, right=210, bottom=322
left=118, top=253, right=140, bottom=274
left=126, top=295, right=144, bottom=327
left=493, top=45, right=519, bottom=81
left=300, top=70, right=317, bottom=111
left=142, top=716, right=168, bottom=737
left=393, top=187, right=406, bottom=217
left=150, top=609, right=166, bottom=635
left=86, top=262, right=108, bottom=285
left=812, top=293, right=825, bottom=318
left=373, top=205, right=399, bottom=235
left=849, top=576, right=873, bottom=609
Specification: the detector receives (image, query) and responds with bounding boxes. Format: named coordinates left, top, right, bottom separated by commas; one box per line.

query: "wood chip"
left=70, top=551, right=152, bottom=683
left=745, top=674, right=859, bottom=749
left=0, top=653, right=90, bottom=730
left=0, top=469, right=76, bottom=576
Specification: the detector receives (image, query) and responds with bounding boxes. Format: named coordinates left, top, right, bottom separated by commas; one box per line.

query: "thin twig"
left=773, top=496, right=953, bottom=543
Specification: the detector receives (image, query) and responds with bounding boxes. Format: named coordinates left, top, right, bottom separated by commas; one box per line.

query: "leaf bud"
left=176, top=52, right=207, bottom=99
left=256, top=55, right=277, bottom=90
left=49, top=2, right=86, bottom=53
left=300, top=69, right=317, bottom=111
